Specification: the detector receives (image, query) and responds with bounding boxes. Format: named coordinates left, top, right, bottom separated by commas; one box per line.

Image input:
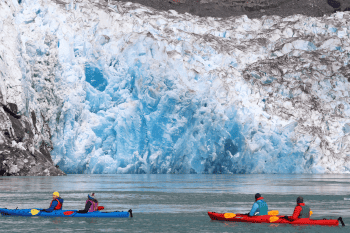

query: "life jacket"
left=50, top=198, right=63, bottom=210
left=254, top=197, right=268, bottom=215
left=86, top=199, right=98, bottom=212
left=256, top=199, right=268, bottom=215
left=298, top=204, right=310, bottom=219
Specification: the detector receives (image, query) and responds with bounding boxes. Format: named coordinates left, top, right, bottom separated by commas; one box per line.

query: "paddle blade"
left=269, top=216, right=279, bottom=222
left=97, top=206, right=104, bottom=210
left=310, top=210, right=313, bottom=216
left=63, top=211, right=75, bottom=215
left=268, top=210, right=279, bottom=216
left=30, top=209, right=40, bottom=216
left=224, top=213, right=236, bottom=218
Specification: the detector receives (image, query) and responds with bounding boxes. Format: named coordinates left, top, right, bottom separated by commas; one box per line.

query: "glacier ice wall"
left=0, top=0, right=66, bottom=176
left=1, top=0, right=350, bottom=174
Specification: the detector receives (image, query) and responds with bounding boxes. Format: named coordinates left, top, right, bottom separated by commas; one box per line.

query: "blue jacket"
left=45, top=197, right=64, bottom=212
left=249, top=199, right=268, bottom=216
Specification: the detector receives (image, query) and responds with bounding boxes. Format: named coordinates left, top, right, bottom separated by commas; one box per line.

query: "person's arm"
left=43, top=200, right=58, bottom=212
left=77, top=201, right=92, bottom=214
left=289, top=206, right=302, bottom=220
left=249, top=203, right=258, bottom=216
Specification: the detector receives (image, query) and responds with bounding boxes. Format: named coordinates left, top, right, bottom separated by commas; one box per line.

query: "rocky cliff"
left=0, top=101, right=65, bottom=176
left=114, top=0, right=350, bottom=19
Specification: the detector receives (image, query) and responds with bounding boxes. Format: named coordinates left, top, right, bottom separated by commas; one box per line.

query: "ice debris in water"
left=1, top=0, right=350, bottom=174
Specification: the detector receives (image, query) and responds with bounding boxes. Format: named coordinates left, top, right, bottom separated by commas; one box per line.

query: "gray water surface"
left=0, top=174, right=349, bottom=232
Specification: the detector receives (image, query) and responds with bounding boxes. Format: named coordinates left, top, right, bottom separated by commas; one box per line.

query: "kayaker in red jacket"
left=286, top=196, right=311, bottom=220
left=42, top=192, right=64, bottom=212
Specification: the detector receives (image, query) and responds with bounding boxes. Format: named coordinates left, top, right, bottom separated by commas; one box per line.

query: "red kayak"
left=208, top=212, right=345, bottom=226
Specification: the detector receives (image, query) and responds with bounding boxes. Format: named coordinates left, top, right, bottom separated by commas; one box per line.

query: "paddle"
left=98, top=206, right=104, bottom=210
left=30, top=209, right=40, bottom=216
left=224, top=213, right=236, bottom=218
left=269, top=210, right=313, bottom=223
left=224, top=210, right=279, bottom=221
left=268, top=210, right=279, bottom=216
left=268, top=210, right=280, bottom=222
left=269, top=216, right=279, bottom=222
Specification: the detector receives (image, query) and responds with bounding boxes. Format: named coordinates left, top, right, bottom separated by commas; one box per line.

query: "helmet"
left=297, top=196, right=303, bottom=203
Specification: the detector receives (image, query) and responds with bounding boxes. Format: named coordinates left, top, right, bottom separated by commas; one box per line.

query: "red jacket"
left=290, top=203, right=310, bottom=220
left=50, top=198, right=63, bottom=210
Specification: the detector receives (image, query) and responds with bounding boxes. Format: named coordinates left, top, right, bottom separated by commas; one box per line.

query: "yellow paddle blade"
left=224, top=213, right=236, bottom=218
left=310, top=210, right=313, bottom=216
left=30, top=209, right=40, bottom=215
left=269, top=216, right=279, bottom=222
left=268, top=210, right=279, bottom=216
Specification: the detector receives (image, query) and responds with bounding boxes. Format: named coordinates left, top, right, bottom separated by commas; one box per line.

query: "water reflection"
left=1, top=174, right=350, bottom=195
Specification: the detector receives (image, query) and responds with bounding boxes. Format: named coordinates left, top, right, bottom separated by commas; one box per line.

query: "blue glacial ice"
left=1, top=0, right=350, bottom=174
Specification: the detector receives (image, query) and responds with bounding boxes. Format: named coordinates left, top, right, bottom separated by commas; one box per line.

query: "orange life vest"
left=50, top=199, right=62, bottom=210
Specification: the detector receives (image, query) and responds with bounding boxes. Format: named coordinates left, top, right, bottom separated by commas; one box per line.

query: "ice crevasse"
left=1, top=0, right=350, bottom=174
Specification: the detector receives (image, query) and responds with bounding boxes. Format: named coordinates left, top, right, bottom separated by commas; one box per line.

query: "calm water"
left=0, top=174, right=349, bottom=232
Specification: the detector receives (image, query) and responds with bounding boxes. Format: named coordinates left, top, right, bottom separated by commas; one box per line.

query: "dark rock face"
left=112, top=0, right=350, bottom=19
left=327, top=0, right=341, bottom=9
left=0, top=99, right=65, bottom=176
left=327, top=0, right=350, bottom=13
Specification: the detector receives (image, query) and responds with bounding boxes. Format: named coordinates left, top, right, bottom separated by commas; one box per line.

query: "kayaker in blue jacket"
left=248, top=193, right=268, bottom=216
left=42, top=192, right=64, bottom=212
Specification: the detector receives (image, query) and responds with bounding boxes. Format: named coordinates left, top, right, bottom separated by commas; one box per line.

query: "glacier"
left=1, top=0, right=350, bottom=174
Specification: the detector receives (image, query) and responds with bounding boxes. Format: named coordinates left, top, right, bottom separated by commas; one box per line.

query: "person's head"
left=255, top=193, right=261, bottom=200
left=53, top=192, right=59, bottom=200
left=297, top=196, right=303, bottom=204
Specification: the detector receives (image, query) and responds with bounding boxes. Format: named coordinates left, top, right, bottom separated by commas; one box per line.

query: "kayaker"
left=42, top=192, right=64, bottom=212
left=77, top=193, right=99, bottom=213
left=285, top=196, right=311, bottom=220
left=248, top=193, right=268, bottom=216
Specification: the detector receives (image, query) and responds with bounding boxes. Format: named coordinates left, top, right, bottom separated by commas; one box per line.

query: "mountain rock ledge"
left=0, top=100, right=65, bottom=176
